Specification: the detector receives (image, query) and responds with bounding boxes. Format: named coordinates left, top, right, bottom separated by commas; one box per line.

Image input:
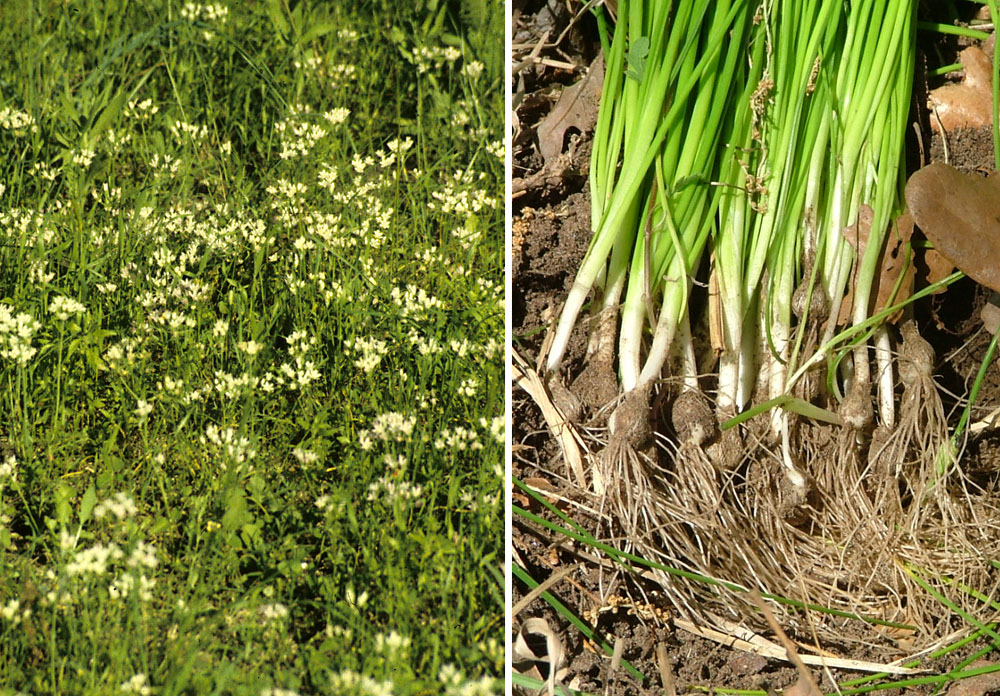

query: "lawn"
left=0, top=1, right=503, bottom=693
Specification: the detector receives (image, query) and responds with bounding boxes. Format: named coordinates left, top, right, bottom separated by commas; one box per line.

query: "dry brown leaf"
left=905, top=162, right=1000, bottom=293
left=921, top=247, right=955, bottom=292
left=928, top=46, right=994, bottom=133
left=537, top=54, right=604, bottom=166
left=983, top=301, right=1000, bottom=334
left=522, top=476, right=557, bottom=493
left=838, top=204, right=874, bottom=325
left=839, top=207, right=925, bottom=324
left=874, top=211, right=917, bottom=322
left=513, top=618, right=569, bottom=696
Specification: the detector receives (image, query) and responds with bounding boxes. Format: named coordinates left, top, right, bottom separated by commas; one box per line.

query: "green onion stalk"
left=547, top=0, right=755, bottom=394
left=811, top=0, right=915, bottom=431
left=715, top=0, right=842, bottom=429
left=715, top=0, right=915, bottom=440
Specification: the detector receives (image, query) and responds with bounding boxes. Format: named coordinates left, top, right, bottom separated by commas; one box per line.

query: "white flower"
left=120, top=673, right=151, bottom=695
left=480, top=416, right=504, bottom=444
left=0, top=599, right=21, bottom=622
left=200, top=424, right=256, bottom=464
left=49, top=295, right=87, bottom=321
left=72, top=148, right=96, bottom=168
left=128, top=540, right=158, bottom=569
left=457, top=376, right=479, bottom=398
left=292, top=447, right=318, bottom=464
left=375, top=630, right=411, bottom=654
left=135, top=399, right=153, bottom=419
left=344, top=586, right=368, bottom=608
left=347, top=336, right=388, bottom=373
left=236, top=339, right=263, bottom=356
left=65, top=542, right=123, bottom=576
left=94, top=492, right=138, bottom=521
left=0, top=106, right=37, bottom=134
left=260, top=603, right=289, bottom=621
left=461, top=60, right=485, bottom=80
left=0, top=454, right=16, bottom=482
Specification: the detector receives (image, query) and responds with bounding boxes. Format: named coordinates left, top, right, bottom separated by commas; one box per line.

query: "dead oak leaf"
left=905, top=162, right=1000, bottom=295
left=928, top=46, right=994, bottom=133
left=537, top=54, right=604, bottom=167
left=839, top=208, right=932, bottom=325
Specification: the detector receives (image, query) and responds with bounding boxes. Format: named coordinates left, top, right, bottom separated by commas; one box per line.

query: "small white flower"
left=292, top=447, right=318, bottom=464
left=260, top=603, right=289, bottom=621
left=135, top=399, right=153, bottom=420
left=236, top=339, right=263, bottom=356
left=49, top=295, right=87, bottom=322
left=120, top=672, right=151, bottom=695
left=94, top=492, right=138, bottom=521
left=72, top=148, right=96, bottom=168
left=461, top=60, right=485, bottom=80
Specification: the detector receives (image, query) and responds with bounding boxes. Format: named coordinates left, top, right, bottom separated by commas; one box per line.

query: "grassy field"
left=0, top=1, right=503, bottom=693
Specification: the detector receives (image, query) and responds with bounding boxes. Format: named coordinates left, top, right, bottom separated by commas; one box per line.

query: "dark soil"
left=512, top=2, right=1000, bottom=694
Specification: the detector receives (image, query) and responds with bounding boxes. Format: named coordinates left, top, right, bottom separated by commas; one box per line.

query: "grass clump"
left=0, top=1, right=502, bottom=693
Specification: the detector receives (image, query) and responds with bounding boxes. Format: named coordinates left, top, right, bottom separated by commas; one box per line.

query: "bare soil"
left=512, top=1, right=1000, bottom=694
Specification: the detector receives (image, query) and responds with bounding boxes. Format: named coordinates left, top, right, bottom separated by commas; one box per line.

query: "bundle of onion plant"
left=547, top=0, right=918, bottom=482
left=713, top=0, right=916, bottom=494
left=546, top=0, right=756, bottom=400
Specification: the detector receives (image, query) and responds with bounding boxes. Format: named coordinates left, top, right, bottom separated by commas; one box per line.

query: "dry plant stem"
left=511, top=564, right=582, bottom=617
left=656, top=643, right=677, bottom=696
left=513, top=350, right=591, bottom=490
left=749, top=589, right=823, bottom=696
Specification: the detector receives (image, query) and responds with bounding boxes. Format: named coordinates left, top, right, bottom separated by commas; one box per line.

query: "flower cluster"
left=274, top=107, right=328, bottom=159
left=358, top=412, right=416, bottom=451
left=201, top=424, right=257, bottom=465
left=0, top=305, right=41, bottom=365
left=180, top=2, right=229, bottom=23
left=49, top=295, right=86, bottom=321
left=391, top=284, right=445, bottom=320
left=346, top=335, right=388, bottom=373
left=94, top=492, right=138, bottom=521
left=0, top=105, right=37, bottom=135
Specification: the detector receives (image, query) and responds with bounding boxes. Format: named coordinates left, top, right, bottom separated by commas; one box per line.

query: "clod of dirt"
left=943, top=659, right=1000, bottom=696
left=983, top=296, right=1000, bottom=334
left=928, top=46, right=995, bottom=133
left=778, top=465, right=815, bottom=525
left=608, top=385, right=653, bottom=450
left=898, top=319, right=936, bottom=386
left=537, top=55, right=604, bottom=167
left=905, top=162, right=1000, bottom=295
left=548, top=376, right=583, bottom=425
left=706, top=427, right=743, bottom=470
left=839, top=383, right=874, bottom=431
left=670, top=389, right=716, bottom=447
left=570, top=305, right=620, bottom=416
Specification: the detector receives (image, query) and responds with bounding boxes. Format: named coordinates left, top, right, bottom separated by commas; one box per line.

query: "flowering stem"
left=55, top=326, right=65, bottom=431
